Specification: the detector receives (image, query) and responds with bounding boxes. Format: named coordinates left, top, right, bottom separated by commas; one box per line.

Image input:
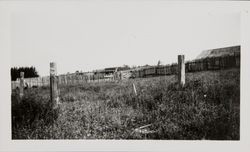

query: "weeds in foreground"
left=12, top=69, right=240, bottom=139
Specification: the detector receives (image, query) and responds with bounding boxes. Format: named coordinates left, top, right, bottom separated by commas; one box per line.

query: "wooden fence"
left=133, top=53, right=240, bottom=78
left=11, top=72, right=116, bottom=90
left=11, top=52, right=240, bottom=90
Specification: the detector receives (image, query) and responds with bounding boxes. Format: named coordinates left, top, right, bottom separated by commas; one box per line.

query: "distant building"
left=196, top=45, right=240, bottom=60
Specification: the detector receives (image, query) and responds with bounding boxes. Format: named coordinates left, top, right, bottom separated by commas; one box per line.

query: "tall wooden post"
left=178, top=55, right=185, bottom=87
left=58, top=76, right=61, bottom=85
left=19, top=72, right=24, bottom=99
left=50, top=62, right=59, bottom=109
left=64, top=75, right=66, bottom=85
left=133, top=83, right=137, bottom=96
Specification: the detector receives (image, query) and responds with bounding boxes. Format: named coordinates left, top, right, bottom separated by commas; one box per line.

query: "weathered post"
left=19, top=72, right=24, bottom=99
left=65, top=75, right=68, bottom=85
left=41, top=77, right=44, bottom=86
left=178, top=55, right=185, bottom=87
left=50, top=62, right=59, bottom=109
left=64, top=75, right=67, bottom=85
left=133, top=83, right=137, bottom=96
left=58, top=76, right=61, bottom=85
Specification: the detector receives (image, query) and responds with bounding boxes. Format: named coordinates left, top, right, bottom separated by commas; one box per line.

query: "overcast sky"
left=8, top=1, right=240, bottom=76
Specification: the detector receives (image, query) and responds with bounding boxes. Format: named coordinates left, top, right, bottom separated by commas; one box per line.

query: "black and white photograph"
left=9, top=1, right=241, bottom=140
left=1, top=0, right=250, bottom=151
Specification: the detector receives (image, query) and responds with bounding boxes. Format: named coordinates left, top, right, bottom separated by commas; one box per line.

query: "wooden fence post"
left=133, top=83, right=137, bottom=96
left=19, top=72, right=24, bottom=100
left=64, top=75, right=67, bottom=85
left=178, top=55, right=185, bottom=87
left=50, top=62, right=59, bottom=109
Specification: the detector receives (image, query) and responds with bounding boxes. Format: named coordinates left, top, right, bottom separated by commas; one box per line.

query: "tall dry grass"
left=12, top=68, right=240, bottom=139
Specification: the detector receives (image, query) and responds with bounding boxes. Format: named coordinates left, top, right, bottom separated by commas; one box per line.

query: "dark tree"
left=11, top=66, right=39, bottom=81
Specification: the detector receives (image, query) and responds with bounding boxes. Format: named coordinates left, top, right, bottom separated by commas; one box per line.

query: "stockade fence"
left=11, top=53, right=240, bottom=90
left=12, top=55, right=186, bottom=111
left=133, top=52, right=240, bottom=78
left=11, top=72, right=116, bottom=90
left=12, top=52, right=241, bottom=110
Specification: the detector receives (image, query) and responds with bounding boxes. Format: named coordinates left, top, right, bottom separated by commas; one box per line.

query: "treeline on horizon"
left=11, top=67, right=39, bottom=81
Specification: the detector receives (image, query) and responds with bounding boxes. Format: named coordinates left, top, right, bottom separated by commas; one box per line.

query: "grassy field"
left=11, top=68, right=240, bottom=140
